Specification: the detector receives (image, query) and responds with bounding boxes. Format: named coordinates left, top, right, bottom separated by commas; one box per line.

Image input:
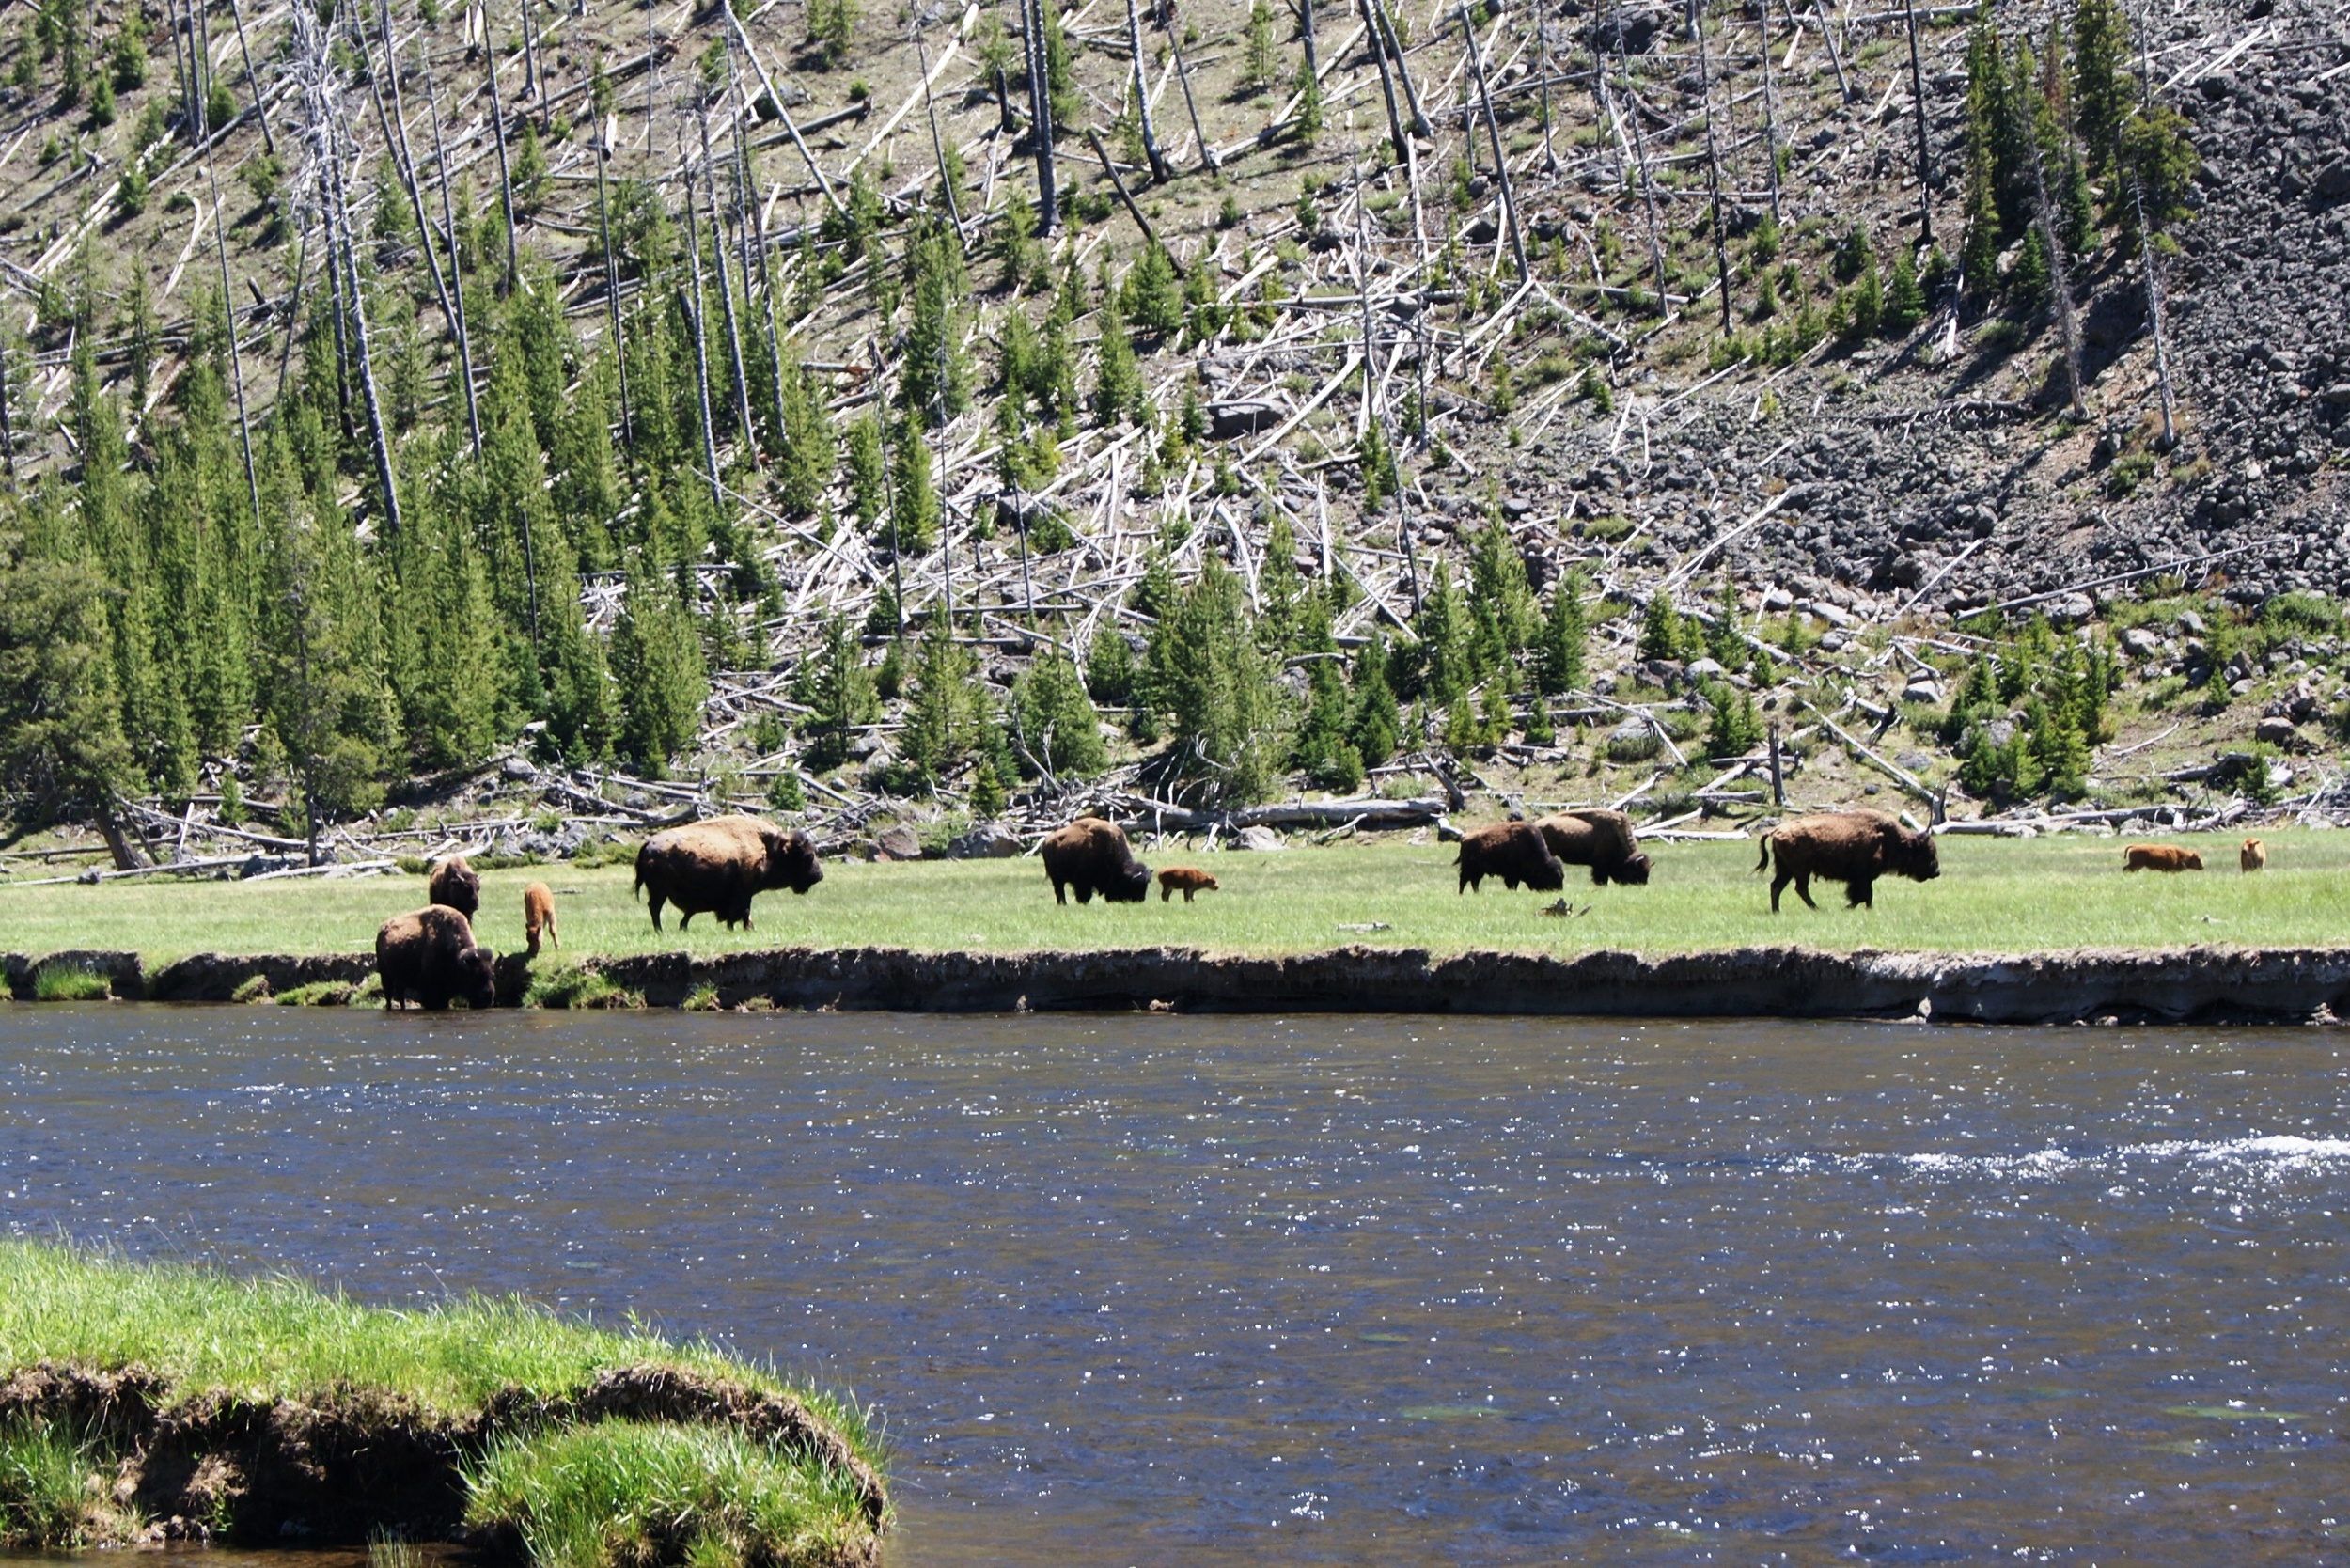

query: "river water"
left=2, top=1007, right=2345, bottom=1564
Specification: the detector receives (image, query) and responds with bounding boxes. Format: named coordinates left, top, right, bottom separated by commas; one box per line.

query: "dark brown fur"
left=426, top=855, right=480, bottom=917
left=1042, top=817, right=1152, bottom=904
left=1756, top=809, right=1940, bottom=911
left=1456, top=821, right=1568, bottom=893
left=1157, top=867, right=1220, bottom=902
left=2124, top=843, right=2203, bottom=872
left=524, top=882, right=559, bottom=957
left=633, top=815, right=823, bottom=931
left=1533, top=809, right=1653, bottom=886
left=376, top=906, right=496, bottom=1011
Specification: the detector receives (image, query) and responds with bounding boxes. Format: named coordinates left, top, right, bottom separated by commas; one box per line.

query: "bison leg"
left=1846, top=877, right=1874, bottom=909
left=1075, top=884, right=1095, bottom=904
left=1183, top=888, right=1195, bottom=902
left=1053, top=879, right=1068, bottom=905
left=648, top=893, right=666, bottom=931
left=1793, top=872, right=1817, bottom=909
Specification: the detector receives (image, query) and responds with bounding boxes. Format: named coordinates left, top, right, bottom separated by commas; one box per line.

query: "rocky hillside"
left=0, top=0, right=2343, bottom=870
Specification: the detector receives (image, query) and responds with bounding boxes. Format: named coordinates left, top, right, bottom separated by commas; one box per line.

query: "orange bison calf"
left=1042, top=817, right=1152, bottom=904
left=427, top=854, right=480, bottom=917
left=376, top=906, right=496, bottom=1011
left=1757, top=810, right=1940, bottom=911
left=1158, top=867, right=1220, bottom=902
left=2123, top=843, right=2203, bottom=872
left=1456, top=821, right=1568, bottom=893
left=524, top=881, right=559, bottom=956
left=634, top=814, right=823, bottom=931
left=1533, top=809, right=1653, bottom=886
left=2240, top=838, right=2266, bottom=873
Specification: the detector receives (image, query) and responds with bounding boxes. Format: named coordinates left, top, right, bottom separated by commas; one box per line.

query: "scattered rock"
left=1605, top=717, right=1662, bottom=761
left=946, top=821, right=1023, bottom=859
left=1230, top=824, right=1285, bottom=852
left=873, top=824, right=923, bottom=861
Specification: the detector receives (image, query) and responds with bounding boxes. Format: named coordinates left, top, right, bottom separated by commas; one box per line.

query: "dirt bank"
left=13, top=945, right=2350, bottom=1025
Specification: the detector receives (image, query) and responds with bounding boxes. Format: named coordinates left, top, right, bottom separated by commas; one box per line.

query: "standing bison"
left=634, top=815, right=823, bottom=931
left=1456, top=821, right=1568, bottom=893
left=1756, top=810, right=1940, bottom=911
left=1533, top=809, right=1653, bottom=886
left=376, top=906, right=496, bottom=1011
left=1042, top=817, right=1152, bottom=904
left=426, top=854, right=481, bottom=917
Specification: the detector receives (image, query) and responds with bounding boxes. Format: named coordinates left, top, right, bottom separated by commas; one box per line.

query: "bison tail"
left=632, top=843, right=650, bottom=900
left=1753, top=833, right=1773, bottom=875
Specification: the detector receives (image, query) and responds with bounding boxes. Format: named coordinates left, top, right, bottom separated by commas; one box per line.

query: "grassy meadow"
left=5, top=829, right=2348, bottom=964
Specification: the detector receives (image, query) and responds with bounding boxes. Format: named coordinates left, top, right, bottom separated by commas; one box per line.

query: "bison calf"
left=2124, top=843, right=2203, bottom=872
left=634, top=815, right=823, bottom=931
left=1757, top=810, right=1939, bottom=911
left=1042, top=817, right=1152, bottom=904
left=524, top=882, right=559, bottom=957
left=2240, top=838, right=2266, bottom=873
left=1456, top=821, right=1567, bottom=894
left=1533, top=809, right=1653, bottom=886
left=377, top=906, right=496, bottom=1011
left=1158, top=867, right=1220, bottom=902
left=427, top=854, right=481, bottom=917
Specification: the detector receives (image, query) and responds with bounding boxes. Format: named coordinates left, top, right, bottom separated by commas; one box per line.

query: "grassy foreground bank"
left=0, top=1241, right=885, bottom=1564
left=6, top=830, right=2350, bottom=966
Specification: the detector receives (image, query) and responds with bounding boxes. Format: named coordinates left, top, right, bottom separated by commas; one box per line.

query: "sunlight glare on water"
left=2, top=1008, right=2345, bottom=1564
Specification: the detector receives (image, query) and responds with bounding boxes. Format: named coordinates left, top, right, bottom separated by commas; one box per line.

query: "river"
left=2, top=1007, right=2344, bottom=1563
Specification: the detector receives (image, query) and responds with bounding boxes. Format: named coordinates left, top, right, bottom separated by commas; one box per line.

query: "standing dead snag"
left=1901, top=0, right=1933, bottom=245
left=1122, top=0, right=1172, bottom=181
left=681, top=139, right=727, bottom=512
left=1024, top=0, right=1059, bottom=231
left=419, top=42, right=483, bottom=458
left=484, top=31, right=522, bottom=290
left=1356, top=0, right=1409, bottom=160
left=1458, top=6, right=1527, bottom=281
left=1694, top=2, right=1731, bottom=331
left=699, top=109, right=758, bottom=469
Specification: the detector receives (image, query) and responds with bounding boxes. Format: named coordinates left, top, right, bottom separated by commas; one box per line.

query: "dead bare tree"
left=1356, top=0, right=1410, bottom=159
left=1756, top=0, right=1782, bottom=222
left=1123, top=0, right=1173, bottom=180
left=1024, top=0, right=1060, bottom=231
left=484, top=39, right=522, bottom=290
left=226, top=0, right=276, bottom=155
left=699, top=108, right=759, bottom=465
left=1901, top=0, right=1933, bottom=245
left=1615, top=21, right=1670, bottom=311
left=1694, top=0, right=1731, bottom=331
left=1458, top=6, right=1528, bottom=280
left=680, top=124, right=727, bottom=510
left=418, top=42, right=483, bottom=457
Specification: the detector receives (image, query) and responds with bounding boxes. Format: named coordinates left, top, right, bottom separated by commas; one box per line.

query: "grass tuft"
left=525, top=963, right=632, bottom=1010
left=229, top=974, right=272, bottom=1003
left=30, top=964, right=110, bottom=1003
left=466, top=1421, right=872, bottom=1568
left=0, top=1417, right=110, bottom=1548
left=275, top=980, right=359, bottom=1006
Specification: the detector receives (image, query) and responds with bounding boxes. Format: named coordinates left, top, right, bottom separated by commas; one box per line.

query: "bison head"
left=1885, top=824, right=1941, bottom=883
left=762, top=828, right=824, bottom=894
left=1609, top=851, right=1653, bottom=886
left=456, top=945, right=497, bottom=1010
left=1105, top=859, right=1152, bottom=903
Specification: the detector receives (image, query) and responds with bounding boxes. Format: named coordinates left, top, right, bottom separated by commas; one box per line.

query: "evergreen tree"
left=0, top=533, right=141, bottom=862
left=775, top=356, right=836, bottom=518
left=1637, top=591, right=1685, bottom=662
left=1706, top=574, right=1750, bottom=671
left=1090, top=292, right=1144, bottom=425
left=1291, top=599, right=1362, bottom=791
left=1120, top=245, right=1183, bottom=340
left=845, top=415, right=885, bottom=535
left=1465, top=516, right=1533, bottom=674
left=1703, top=681, right=1762, bottom=755
left=1245, top=0, right=1277, bottom=87
left=797, top=615, right=875, bottom=769
left=969, top=754, right=1007, bottom=816
left=889, top=417, right=940, bottom=554
left=906, top=619, right=973, bottom=779
left=1411, top=564, right=1472, bottom=703
left=1882, top=246, right=1926, bottom=336
left=1155, top=557, right=1286, bottom=804
left=2072, top=0, right=2131, bottom=173
left=1292, top=56, right=1323, bottom=142
left=997, top=191, right=1038, bottom=291
left=1258, top=511, right=1303, bottom=654
left=1013, top=651, right=1107, bottom=778
left=901, top=216, right=971, bottom=422
left=1349, top=630, right=1402, bottom=765
left=609, top=553, right=708, bottom=778
left=1085, top=620, right=1136, bottom=705
left=1537, top=570, right=1589, bottom=694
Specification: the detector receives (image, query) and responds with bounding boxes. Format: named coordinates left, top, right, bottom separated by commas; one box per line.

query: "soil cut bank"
left=14, top=943, right=2350, bottom=1025
left=0, top=1243, right=887, bottom=1566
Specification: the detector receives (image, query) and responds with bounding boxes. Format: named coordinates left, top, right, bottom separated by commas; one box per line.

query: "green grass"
left=0, top=1416, right=106, bottom=1548
left=29, top=963, right=109, bottom=1001
left=465, top=1421, right=874, bottom=1568
left=4, top=832, right=2347, bottom=964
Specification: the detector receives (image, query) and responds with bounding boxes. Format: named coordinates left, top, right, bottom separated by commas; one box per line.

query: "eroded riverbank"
left=13, top=942, right=2350, bottom=1024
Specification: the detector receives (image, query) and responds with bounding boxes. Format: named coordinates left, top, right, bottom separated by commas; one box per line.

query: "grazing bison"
left=2124, top=843, right=2203, bottom=873
left=1456, top=821, right=1568, bottom=894
left=2240, top=838, right=2266, bottom=873
left=1042, top=817, right=1152, bottom=904
left=376, top=906, right=496, bottom=1011
left=1756, top=810, right=1940, bottom=911
left=634, top=815, right=823, bottom=931
left=1157, top=867, right=1220, bottom=902
left=524, top=881, right=559, bottom=957
left=1533, top=809, right=1653, bottom=886
left=426, top=854, right=481, bottom=917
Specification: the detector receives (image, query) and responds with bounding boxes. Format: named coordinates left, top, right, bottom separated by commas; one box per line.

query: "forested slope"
left=0, top=0, right=2339, bottom=867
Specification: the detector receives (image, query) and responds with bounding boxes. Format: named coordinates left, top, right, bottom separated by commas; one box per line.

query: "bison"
left=634, top=815, right=823, bottom=931
left=524, top=881, right=559, bottom=957
left=1756, top=809, right=1940, bottom=911
left=2123, top=843, right=2203, bottom=873
left=1042, top=817, right=1152, bottom=904
left=376, top=905, right=496, bottom=1011
left=2240, top=838, right=2266, bottom=873
left=1533, top=809, right=1653, bottom=886
left=1157, top=867, right=1220, bottom=902
left=427, top=854, right=481, bottom=917
left=1456, top=821, right=1568, bottom=894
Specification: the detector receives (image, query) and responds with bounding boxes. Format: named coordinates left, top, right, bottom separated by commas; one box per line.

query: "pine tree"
left=1637, top=591, right=1684, bottom=662
left=1245, top=0, right=1277, bottom=87
left=609, top=554, right=707, bottom=778
left=1013, top=651, right=1107, bottom=778
left=1086, top=620, right=1136, bottom=705
left=1465, top=516, right=1533, bottom=672
left=797, top=615, right=875, bottom=769
left=0, top=535, right=141, bottom=863
left=888, top=417, right=939, bottom=554
left=2072, top=0, right=2130, bottom=173
left=969, top=753, right=1007, bottom=815
left=1090, top=292, right=1144, bottom=426
left=1292, top=56, right=1323, bottom=141
left=1704, top=681, right=1762, bottom=755
left=906, top=619, right=973, bottom=779
left=1883, top=246, right=1926, bottom=336
left=1156, top=557, right=1286, bottom=804
left=845, top=415, right=885, bottom=535
left=1706, top=574, right=1750, bottom=671
left=1412, top=565, right=1472, bottom=703
left=1537, top=570, right=1589, bottom=694
left=1350, top=632, right=1402, bottom=766
left=1120, top=245, right=1183, bottom=340
left=775, top=356, right=836, bottom=518
left=901, top=216, right=971, bottom=422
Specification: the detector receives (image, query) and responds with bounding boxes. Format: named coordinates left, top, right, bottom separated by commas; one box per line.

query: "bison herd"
left=368, top=804, right=2264, bottom=1011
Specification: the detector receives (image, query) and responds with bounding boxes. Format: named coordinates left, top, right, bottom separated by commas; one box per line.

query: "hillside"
left=0, top=0, right=2343, bottom=871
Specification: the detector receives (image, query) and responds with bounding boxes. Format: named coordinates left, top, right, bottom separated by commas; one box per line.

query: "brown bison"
left=376, top=906, right=496, bottom=1011
left=1756, top=809, right=1940, bottom=911
left=524, top=882, right=559, bottom=957
left=2124, top=843, right=2203, bottom=873
left=634, top=814, right=823, bottom=931
left=1042, top=817, right=1152, bottom=904
left=1158, top=867, right=1220, bottom=902
left=1533, top=809, right=1653, bottom=886
left=1456, top=821, right=1568, bottom=893
left=426, top=854, right=480, bottom=917
left=2240, top=838, right=2265, bottom=873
